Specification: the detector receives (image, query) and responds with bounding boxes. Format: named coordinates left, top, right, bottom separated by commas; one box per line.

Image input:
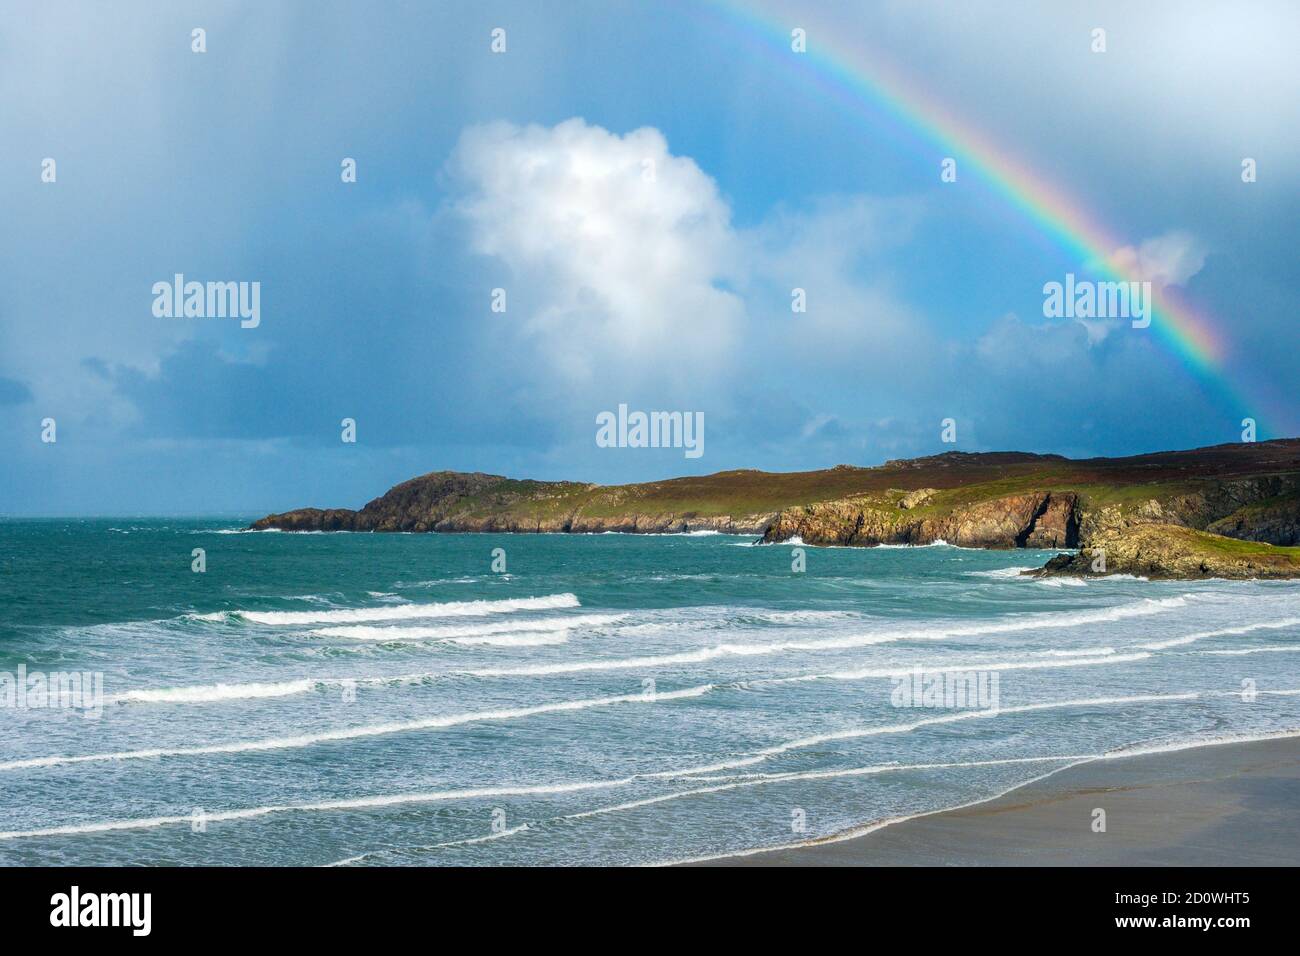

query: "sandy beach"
left=694, top=735, right=1300, bottom=866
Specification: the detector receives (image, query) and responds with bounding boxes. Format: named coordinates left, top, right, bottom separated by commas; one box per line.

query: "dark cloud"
left=0, top=377, right=33, bottom=406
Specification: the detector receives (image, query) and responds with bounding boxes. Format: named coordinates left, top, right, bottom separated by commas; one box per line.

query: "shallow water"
left=1, top=518, right=1297, bottom=865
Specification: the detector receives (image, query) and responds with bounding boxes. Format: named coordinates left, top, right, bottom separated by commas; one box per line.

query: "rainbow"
left=699, top=0, right=1276, bottom=431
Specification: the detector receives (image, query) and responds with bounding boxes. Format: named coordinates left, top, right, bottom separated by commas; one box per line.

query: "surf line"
left=106, top=644, right=1130, bottom=708
left=4, top=688, right=1285, bottom=841
left=0, top=685, right=713, bottom=773
left=323, top=753, right=1097, bottom=866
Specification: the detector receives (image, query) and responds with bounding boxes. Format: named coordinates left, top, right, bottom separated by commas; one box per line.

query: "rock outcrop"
left=897, top=488, right=938, bottom=510
left=759, top=491, right=1080, bottom=549
left=1035, top=523, right=1300, bottom=580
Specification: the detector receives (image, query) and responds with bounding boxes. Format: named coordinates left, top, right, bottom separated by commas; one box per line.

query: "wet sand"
left=695, top=735, right=1300, bottom=866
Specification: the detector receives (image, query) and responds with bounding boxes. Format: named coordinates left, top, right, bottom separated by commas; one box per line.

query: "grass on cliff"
left=523, top=468, right=896, bottom=519
left=1132, top=525, right=1300, bottom=572
left=531, top=465, right=1207, bottom=521
left=1185, top=528, right=1300, bottom=558
left=435, top=468, right=1280, bottom=524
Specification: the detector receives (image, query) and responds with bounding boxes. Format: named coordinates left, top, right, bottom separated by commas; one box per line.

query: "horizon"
left=3, top=0, right=1297, bottom=516
left=7, top=433, right=1297, bottom=520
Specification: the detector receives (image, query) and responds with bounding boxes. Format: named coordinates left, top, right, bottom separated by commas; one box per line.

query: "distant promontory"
left=250, top=440, right=1300, bottom=580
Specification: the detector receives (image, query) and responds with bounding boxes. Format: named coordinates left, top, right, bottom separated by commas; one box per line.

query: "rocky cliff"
left=250, top=439, right=1300, bottom=578
left=760, top=490, right=1079, bottom=549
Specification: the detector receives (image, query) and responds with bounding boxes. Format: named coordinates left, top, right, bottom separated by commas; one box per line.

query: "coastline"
left=245, top=442, right=1300, bottom=581
left=684, top=733, right=1300, bottom=866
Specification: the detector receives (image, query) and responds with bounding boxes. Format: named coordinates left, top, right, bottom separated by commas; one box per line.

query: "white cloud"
left=447, top=119, right=935, bottom=416
left=740, top=194, right=930, bottom=372
left=448, top=118, right=744, bottom=392
left=1071, top=230, right=1208, bottom=343
left=1109, top=230, right=1207, bottom=288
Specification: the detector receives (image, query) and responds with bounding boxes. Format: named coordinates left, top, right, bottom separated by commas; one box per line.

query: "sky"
left=1, top=0, right=1297, bottom=515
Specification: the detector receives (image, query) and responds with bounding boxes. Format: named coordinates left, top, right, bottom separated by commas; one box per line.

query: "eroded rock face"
left=1071, top=477, right=1300, bottom=546
left=761, top=492, right=1081, bottom=550
left=1207, top=507, right=1300, bottom=545
left=251, top=505, right=776, bottom=535
left=1021, top=493, right=1079, bottom=548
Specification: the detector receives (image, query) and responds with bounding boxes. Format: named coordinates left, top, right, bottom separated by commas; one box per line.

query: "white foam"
left=330, top=752, right=1105, bottom=861
left=1036, top=646, right=1117, bottom=657
left=326, top=822, right=533, bottom=866
left=966, top=567, right=1036, bottom=578
left=192, top=593, right=581, bottom=625
left=0, top=779, right=640, bottom=841
left=1198, top=646, right=1300, bottom=657
left=1137, top=616, right=1300, bottom=651
left=105, top=644, right=1129, bottom=709
left=571, top=753, right=1099, bottom=824
left=756, top=652, right=1149, bottom=686
left=751, top=610, right=857, bottom=624
left=872, top=539, right=969, bottom=549
left=0, top=750, right=1091, bottom=843
left=312, top=613, right=622, bottom=642
left=444, top=631, right=571, bottom=647
left=394, top=577, right=479, bottom=588
left=1139, top=634, right=1202, bottom=650
left=967, top=568, right=1148, bottom=584
left=1106, top=728, right=1300, bottom=759
left=110, top=679, right=319, bottom=705
left=9, top=689, right=1295, bottom=841
left=664, top=691, right=1206, bottom=777
left=0, top=685, right=712, bottom=773
left=462, top=597, right=1189, bottom=679
left=110, top=672, right=404, bottom=706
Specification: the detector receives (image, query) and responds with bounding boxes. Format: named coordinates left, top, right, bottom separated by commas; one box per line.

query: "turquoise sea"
left=1, top=518, right=1298, bottom=865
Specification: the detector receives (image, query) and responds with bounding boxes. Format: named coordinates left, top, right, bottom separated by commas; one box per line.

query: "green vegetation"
left=1181, top=527, right=1300, bottom=558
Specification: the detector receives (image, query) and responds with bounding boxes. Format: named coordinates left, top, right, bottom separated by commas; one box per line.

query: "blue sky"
left=2, top=0, right=1297, bottom=514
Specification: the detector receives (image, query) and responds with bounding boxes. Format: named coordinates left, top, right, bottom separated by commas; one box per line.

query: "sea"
left=1, top=518, right=1298, bottom=865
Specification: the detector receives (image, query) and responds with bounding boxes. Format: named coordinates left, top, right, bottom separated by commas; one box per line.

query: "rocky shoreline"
left=250, top=440, right=1300, bottom=580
